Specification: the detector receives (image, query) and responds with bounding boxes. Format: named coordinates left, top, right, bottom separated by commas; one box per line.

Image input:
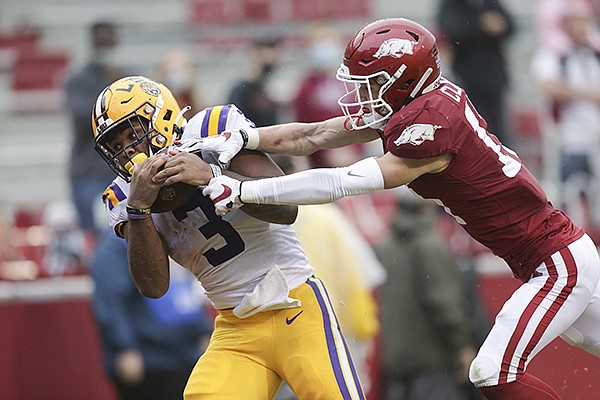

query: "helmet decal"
left=374, top=38, right=417, bottom=59
left=140, top=80, right=160, bottom=96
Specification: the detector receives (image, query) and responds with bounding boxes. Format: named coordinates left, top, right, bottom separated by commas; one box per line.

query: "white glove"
left=202, top=175, right=244, bottom=216
left=170, top=138, right=206, bottom=154
left=174, top=128, right=255, bottom=167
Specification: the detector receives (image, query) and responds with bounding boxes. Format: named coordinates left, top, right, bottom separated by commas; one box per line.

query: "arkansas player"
left=194, top=18, right=600, bottom=400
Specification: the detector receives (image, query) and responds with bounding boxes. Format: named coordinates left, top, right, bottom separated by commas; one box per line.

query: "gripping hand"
left=174, top=128, right=254, bottom=167
left=202, top=175, right=244, bottom=216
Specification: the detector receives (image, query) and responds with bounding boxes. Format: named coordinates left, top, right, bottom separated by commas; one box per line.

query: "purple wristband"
left=127, top=213, right=152, bottom=220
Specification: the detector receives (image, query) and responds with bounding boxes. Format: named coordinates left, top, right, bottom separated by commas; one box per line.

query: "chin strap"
left=173, top=105, right=191, bottom=140
left=403, top=67, right=436, bottom=107
left=175, top=105, right=191, bottom=129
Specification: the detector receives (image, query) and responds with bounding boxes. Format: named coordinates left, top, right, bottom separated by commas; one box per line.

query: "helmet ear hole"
left=406, top=30, right=419, bottom=41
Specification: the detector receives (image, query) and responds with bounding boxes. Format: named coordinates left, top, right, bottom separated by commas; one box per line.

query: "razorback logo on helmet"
left=374, top=38, right=417, bottom=59
left=394, top=124, right=441, bottom=146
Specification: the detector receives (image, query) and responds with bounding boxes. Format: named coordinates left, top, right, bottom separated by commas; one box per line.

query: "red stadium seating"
left=0, top=29, right=40, bottom=55
left=187, top=0, right=370, bottom=24
left=11, top=51, right=69, bottom=91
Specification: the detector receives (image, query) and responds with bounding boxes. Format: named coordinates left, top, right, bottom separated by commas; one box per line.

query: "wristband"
left=126, top=205, right=152, bottom=220
left=209, top=163, right=222, bottom=177
left=127, top=213, right=152, bottom=220
left=238, top=181, right=246, bottom=204
left=240, top=128, right=259, bottom=150
left=238, top=181, right=250, bottom=204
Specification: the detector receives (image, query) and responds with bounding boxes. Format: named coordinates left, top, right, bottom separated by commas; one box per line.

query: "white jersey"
left=103, top=104, right=314, bottom=310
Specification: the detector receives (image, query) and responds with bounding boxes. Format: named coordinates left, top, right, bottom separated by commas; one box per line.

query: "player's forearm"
left=125, top=220, right=170, bottom=298
left=256, top=117, right=359, bottom=156
left=224, top=169, right=298, bottom=224
left=240, top=157, right=385, bottom=205
left=255, top=122, right=324, bottom=156
left=224, top=152, right=299, bottom=224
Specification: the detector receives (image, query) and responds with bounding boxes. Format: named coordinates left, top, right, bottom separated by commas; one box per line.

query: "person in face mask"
left=294, top=24, right=346, bottom=126
left=155, top=47, right=203, bottom=115
left=226, top=33, right=282, bottom=127
left=292, top=23, right=364, bottom=170
left=63, top=21, right=132, bottom=241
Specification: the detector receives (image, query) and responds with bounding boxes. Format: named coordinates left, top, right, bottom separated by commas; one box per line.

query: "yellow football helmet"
left=92, top=76, right=188, bottom=181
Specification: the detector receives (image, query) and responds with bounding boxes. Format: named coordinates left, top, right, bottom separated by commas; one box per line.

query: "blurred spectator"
left=42, top=200, right=92, bottom=276
left=534, top=0, right=600, bottom=54
left=437, top=0, right=515, bottom=146
left=293, top=23, right=345, bottom=124
left=0, top=212, right=26, bottom=280
left=272, top=154, right=386, bottom=399
left=0, top=212, right=16, bottom=266
left=374, top=191, right=482, bottom=400
left=91, top=228, right=212, bottom=400
left=227, top=33, right=282, bottom=127
left=154, top=47, right=203, bottom=115
left=434, top=28, right=462, bottom=85
left=292, top=23, right=361, bottom=169
left=531, top=1, right=600, bottom=237
left=0, top=208, right=43, bottom=280
left=63, top=21, right=129, bottom=238
left=289, top=24, right=395, bottom=244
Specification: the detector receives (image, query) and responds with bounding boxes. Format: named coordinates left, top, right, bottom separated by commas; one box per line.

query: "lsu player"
left=200, top=19, right=600, bottom=400
left=92, top=76, right=365, bottom=400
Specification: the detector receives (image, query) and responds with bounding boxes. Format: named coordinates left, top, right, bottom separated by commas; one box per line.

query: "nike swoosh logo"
left=286, top=310, right=304, bottom=325
left=347, top=170, right=364, bottom=178
left=213, top=184, right=232, bottom=204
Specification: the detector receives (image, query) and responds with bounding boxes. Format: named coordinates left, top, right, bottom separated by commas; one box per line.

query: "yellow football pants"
left=183, top=276, right=365, bottom=399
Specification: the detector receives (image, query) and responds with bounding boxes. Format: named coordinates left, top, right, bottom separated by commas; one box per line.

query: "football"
left=125, top=152, right=200, bottom=213
left=151, top=181, right=198, bottom=213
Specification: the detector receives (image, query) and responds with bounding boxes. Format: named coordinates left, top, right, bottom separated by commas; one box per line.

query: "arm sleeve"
left=240, top=157, right=385, bottom=205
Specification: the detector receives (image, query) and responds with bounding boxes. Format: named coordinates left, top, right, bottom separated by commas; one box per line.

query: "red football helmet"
left=337, top=18, right=441, bottom=130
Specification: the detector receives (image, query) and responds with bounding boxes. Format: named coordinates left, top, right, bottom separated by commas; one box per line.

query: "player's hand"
left=173, top=128, right=252, bottom=167
left=202, top=175, right=244, bottom=216
left=128, top=153, right=168, bottom=209
left=153, top=148, right=214, bottom=186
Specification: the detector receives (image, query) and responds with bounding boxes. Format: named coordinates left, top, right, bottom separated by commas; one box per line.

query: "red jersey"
left=381, top=79, right=584, bottom=281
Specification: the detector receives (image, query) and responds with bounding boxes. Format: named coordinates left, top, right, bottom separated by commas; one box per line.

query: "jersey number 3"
left=173, top=191, right=245, bottom=266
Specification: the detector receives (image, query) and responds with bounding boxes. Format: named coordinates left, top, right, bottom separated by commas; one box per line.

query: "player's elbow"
left=261, top=204, right=299, bottom=225
left=274, top=205, right=298, bottom=225
left=133, top=276, right=170, bottom=299
left=240, top=204, right=298, bottom=224
left=138, top=284, right=168, bottom=299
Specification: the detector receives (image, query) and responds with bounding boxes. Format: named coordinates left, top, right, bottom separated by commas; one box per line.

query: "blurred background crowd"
left=1, top=0, right=600, bottom=399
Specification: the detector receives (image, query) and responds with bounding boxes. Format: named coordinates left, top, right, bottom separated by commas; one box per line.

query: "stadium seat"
left=11, top=51, right=69, bottom=91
